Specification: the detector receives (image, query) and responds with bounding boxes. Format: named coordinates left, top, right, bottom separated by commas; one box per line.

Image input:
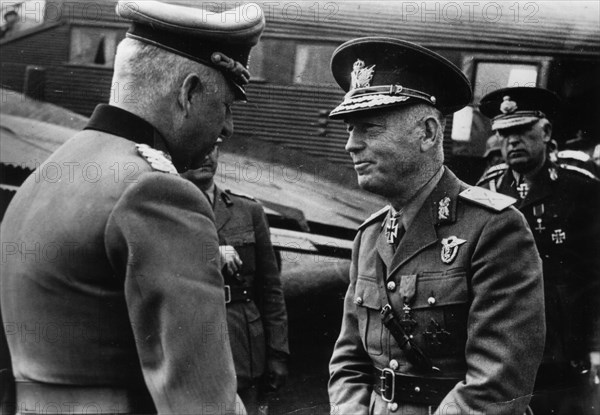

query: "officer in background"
left=0, top=1, right=264, bottom=414
left=478, top=87, right=600, bottom=415
left=477, top=134, right=505, bottom=182
left=182, top=139, right=289, bottom=415
left=327, top=37, right=545, bottom=415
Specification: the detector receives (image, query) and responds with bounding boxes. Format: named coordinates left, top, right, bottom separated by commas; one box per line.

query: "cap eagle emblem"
left=500, top=95, right=518, bottom=114
left=350, top=59, right=376, bottom=90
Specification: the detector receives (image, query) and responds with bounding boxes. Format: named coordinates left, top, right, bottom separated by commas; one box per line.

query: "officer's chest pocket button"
left=355, top=276, right=384, bottom=356
left=412, top=269, right=469, bottom=357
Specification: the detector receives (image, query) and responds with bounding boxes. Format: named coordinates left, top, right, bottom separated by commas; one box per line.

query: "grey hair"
left=111, top=38, right=214, bottom=103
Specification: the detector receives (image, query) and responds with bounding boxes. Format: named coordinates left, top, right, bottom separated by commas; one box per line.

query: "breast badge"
left=440, top=236, right=466, bottom=264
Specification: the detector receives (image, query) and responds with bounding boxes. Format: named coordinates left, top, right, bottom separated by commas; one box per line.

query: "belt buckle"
left=224, top=285, right=231, bottom=304
left=380, top=368, right=396, bottom=403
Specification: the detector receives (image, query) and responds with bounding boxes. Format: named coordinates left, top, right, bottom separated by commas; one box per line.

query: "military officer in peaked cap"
left=327, top=37, right=546, bottom=415
left=0, top=1, right=265, bottom=414
left=478, top=87, right=600, bottom=415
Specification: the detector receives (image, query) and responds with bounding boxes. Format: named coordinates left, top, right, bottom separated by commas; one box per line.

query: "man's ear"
left=421, top=117, right=441, bottom=152
left=178, top=73, right=202, bottom=117
left=540, top=118, right=553, bottom=143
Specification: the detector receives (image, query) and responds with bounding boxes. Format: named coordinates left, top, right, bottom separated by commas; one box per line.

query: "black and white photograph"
left=1, top=1, right=599, bottom=414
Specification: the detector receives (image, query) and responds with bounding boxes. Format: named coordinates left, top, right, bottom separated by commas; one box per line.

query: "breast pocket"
left=355, top=276, right=384, bottom=356
left=411, top=269, right=469, bottom=357
left=222, top=226, right=255, bottom=246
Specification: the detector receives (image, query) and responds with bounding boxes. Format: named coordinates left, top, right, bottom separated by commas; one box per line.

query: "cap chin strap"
left=346, top=85, right=437, bottom=106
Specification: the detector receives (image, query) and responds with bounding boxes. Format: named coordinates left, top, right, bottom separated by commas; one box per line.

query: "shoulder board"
left=225, top=189, right=257, bottom=201
left=358, top=205, right=390, bottom=230
left=459, top=187, right=516, bottom=212
left=559, top=164, right=599, bottom=181
left=135, top=144, right=178, bottom=175
left=557, top=150, right=590, bottom=162
left=476, top=163, right=507, bottom=185
left=486, top=162, right=508, bottom=175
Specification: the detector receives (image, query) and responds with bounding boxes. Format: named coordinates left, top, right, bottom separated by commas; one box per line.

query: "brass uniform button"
left=388, top=402, right=399, bottom=412
left=389, top=359, right=399, bottom=370
left=428, top=296, right=436, bottom=305
left=414, top=386, right=421, bottom=393
left=355, top=297, right=363, bottom=305
left=387, top=281, right=396, bottom=291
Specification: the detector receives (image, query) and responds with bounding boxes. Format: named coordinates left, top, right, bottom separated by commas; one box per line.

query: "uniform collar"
left=84, top=104, right=170, bottom=154
left=213, top=185, right=234, bottom=231
left=377, top=168, right=463, bottom=273
left=401, top=166, right=444, bottom=230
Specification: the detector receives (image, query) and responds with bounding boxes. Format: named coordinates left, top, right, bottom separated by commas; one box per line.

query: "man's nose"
left=221, top=108, right=234, bottom=139
left=345, top=131, right=364, bottom=153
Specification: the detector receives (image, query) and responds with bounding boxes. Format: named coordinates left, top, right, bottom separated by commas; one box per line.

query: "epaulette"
left=557, top=150, right=590, bottom=162
left=135, top=144, right=178, bottom=174
left=476, top=163, right=508, bottom=185
left=459, top=186, right=516, bottom=212
left=225, top=189, right=257, bottom=201
left=559, top=164, right=599, bottom=181
left=358, top=205, right=390, bottom=230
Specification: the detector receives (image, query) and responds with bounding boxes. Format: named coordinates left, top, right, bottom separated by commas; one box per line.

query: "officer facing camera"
left=327, top=37, right=545, bottom=415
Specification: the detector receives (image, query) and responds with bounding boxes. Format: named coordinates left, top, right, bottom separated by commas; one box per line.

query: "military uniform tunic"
left=208, top=186, right=289, bottom=390
left=329, top=168, right=545, bottom=415
left=0, top=105, right=239, bottom=414
left=478, top=160, right=600, bottom=400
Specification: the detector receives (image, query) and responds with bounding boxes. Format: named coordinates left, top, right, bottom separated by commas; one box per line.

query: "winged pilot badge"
left=440, top=236, right=467, bottom=264
left=350, top=59, right=376, bottom=90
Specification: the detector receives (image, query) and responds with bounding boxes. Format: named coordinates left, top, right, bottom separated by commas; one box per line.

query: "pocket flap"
left=222, top=228, right=255, bottom=245
left=412, top=271, right=468, bottom=309
left=355, top=277, right=381, bottom=310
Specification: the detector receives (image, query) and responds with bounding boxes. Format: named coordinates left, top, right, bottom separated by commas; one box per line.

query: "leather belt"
left=224, top=285, right=252, bottom=304
left=15, top=382, right=155, bottom=414
left=374, top=369, right=460, bottom=406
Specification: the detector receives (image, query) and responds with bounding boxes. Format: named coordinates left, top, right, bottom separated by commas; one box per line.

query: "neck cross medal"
left=516, top=182, right=529, bottom=199
left=386, top=214, right=400, bottom=245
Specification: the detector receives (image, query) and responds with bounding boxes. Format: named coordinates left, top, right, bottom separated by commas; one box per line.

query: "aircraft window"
left=293, top=44, right=337, bottom=85
left=69, top=26, right=124, bottom=67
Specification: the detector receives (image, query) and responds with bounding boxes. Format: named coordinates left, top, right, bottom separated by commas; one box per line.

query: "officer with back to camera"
left=0, top=1, right=265, bottom=414
left=182, top=138, right=289, bottom=415
left=478, top=87, right=600, bottom=415
left=327, top=37, right=546, bottom=415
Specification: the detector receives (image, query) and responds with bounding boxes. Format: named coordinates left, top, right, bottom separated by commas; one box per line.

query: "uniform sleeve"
left=328, top=233, right=372, bottom=414
left=251, top=204, right=289, bottom=360
left=105, top=173, right=243, bottom=415
left=435, top=208, right=546, bottom=415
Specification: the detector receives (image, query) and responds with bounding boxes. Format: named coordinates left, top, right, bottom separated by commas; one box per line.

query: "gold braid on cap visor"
left=331, top=84, right=437, bottom=114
